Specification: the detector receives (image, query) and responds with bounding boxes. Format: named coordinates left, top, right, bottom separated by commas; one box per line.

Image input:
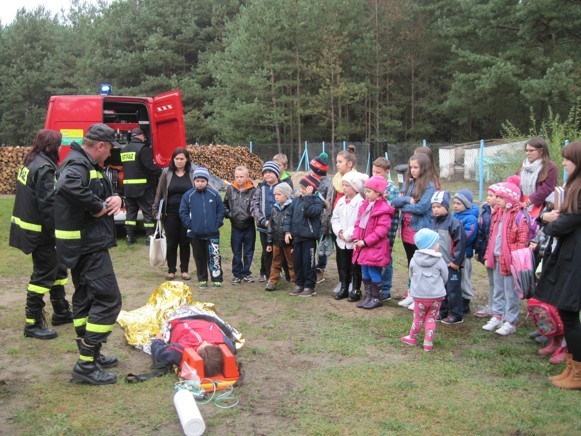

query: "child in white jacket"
left=401, top=228, right=448, bottom=351
left=331, top=171, right=368, bottom=301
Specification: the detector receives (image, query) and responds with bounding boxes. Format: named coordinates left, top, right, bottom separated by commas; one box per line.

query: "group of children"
left=178, top=147, right=534, bottom=352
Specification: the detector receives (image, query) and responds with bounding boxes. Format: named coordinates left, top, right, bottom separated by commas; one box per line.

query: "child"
left=401, top=228, right=448, bottom=351
left=482, top=181, right=529, bottom=336
left=310, top=152, right=332, bottom=277
left=331, top=171, right=367, bottom=301
left=452, top=189, right=479, bottom=314
left=224, top=166, right=256, bottom=285
left=251, top=161, right=281, bottom=282
left=430, top=191, right=466, bottom=324
left=393, top=153, right=437, bottom=307
left=179, top=167, right=224, bottom=288
left=265, top=183, right=295, bottom=291
left=473, top=185, right=498, bottom=317
left=352, top=176, right=395, bottom=309
left=372, top=157, right=400, bottom=300
left=285, top=175, right=324, bottom=297
left=273, top=153, right=293, bottom=188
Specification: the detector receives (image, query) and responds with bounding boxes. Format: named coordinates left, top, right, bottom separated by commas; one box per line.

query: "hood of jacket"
left=413, top=249, right=443, bottom=268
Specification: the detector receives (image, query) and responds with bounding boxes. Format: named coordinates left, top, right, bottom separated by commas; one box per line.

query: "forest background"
left=0, top=0, right=580, bottom=149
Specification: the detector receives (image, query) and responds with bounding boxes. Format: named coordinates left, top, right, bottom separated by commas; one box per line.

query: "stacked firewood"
left=0, top=147, right=28, bottom=194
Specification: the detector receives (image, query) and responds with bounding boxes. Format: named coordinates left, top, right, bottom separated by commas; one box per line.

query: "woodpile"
left=186, top=144, right=264, bottom=181
left=0, top=147, right=28, bottom=194
left=0, top=144, right=264, bottom=194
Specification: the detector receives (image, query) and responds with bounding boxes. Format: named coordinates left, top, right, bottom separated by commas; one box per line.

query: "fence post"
left=422, top=139, right=427, bottom=147
left=305, top=141, right=310, bottom=171
left=343, top=141, right=346, bottom=151
left=322, top=141, right=325, bottom=154
left=249, top=141, right=253, bottom=153
left=564, top=140, right=570, bottom=182
left=479, top=139, right=485, bottom=202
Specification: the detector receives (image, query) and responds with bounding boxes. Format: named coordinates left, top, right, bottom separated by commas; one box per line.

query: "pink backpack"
left=527, top=298, right=564, bottom=337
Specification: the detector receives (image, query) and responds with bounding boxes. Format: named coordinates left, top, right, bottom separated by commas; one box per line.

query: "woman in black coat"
left=535, top=141, right=581, bottom=390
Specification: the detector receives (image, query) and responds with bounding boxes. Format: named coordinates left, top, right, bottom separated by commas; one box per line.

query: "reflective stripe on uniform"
left=86, top=322, right=114, bottom=334
left=17, top=165, right=30, bottom=185
left=79, top=354, right=94, bottom=362
left=11, top=216, right=42, bottom=232
left=123, top=179, right=147, bottom=184
left=26, top=317, right=36, bottom=324
left=73, top=317, right=88, bottom=327
left=143, top=223, right=155, bottom=228
left=125, top=220, right=137, bottom=226
left=89, top=170, right=104, bottom=180
left=55, top=229, right=81, bottom=239
left=120, top=152, right=136, bottom=162
left=27, top=283, right=51, bottom=294
left=54, top=277, right=68, bottom=286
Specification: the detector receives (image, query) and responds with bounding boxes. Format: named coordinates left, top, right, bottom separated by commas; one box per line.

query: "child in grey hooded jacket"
left=401, top=228, right=449, bottom=351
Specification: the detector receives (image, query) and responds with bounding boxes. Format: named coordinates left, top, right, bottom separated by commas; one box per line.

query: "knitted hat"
left=310, top=152, right=329, bottom=176
left=274, top=182, right=293, bottom=199
left=453, top=189, right=473, bottom=209
left=506, top=175, right=521, bottom=187
left=487, top=183, right=501, bottom=194
left=342, top=171, right=368, bottom=193
left=262, top=161, right=281, bottom=178
left=414, top=228, right=440, bottom=250
left=364, top=176, right=387, bottom=194
left=299, top=173, right=320, bottom=191
left=431, top=190, right=451, bottom=210
left=495, top=182, right=521, bottom=208
left=193, top=166, right=210, bottom=181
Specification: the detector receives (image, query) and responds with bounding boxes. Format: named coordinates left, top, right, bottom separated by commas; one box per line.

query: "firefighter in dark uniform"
left=9, top=129, right=73, bottom=340
left=121, top=128, right=161, bottom=244
left=54, top=124, right=123, bottom=385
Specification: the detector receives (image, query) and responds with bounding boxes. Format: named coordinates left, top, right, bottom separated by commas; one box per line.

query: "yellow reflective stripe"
left=54, top=278, right=68, bottom=286
left=28, top=284, right=51, bottom=294
left=86, top=322, right=114, bottom=334
left=120, top=152, right=136, bottom=162
left=79, top=354, right=94, bottom=362
left=123, top=179, right=147, bottom=184
left=125, top=221, right=137, bottom=226
left=143, top=223, right=155, bottom=228
left=73, top=317, right=88, bottom=327
left=55, top=229, right=81, bottom=239
left=89, top=170, right=104, bottom=180
left=11, top=216, right=42, bottom=232
left=26, top=318, right=35, bottom=324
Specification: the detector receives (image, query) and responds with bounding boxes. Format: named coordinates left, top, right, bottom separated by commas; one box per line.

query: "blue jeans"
left=362, top=265, right=382, bottom=283
left=231, top=226, right=255, bottom=279
left=381, top=261, right=393, bottom=298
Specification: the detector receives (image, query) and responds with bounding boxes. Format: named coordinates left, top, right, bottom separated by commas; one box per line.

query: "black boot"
left=335, top=283, right=349, bottom=300
left=51, top=298, right=73, bottom=326
left=362, top=283, right=383, bottom=309
left=76, top=338, right=118, bottom=369
left=72, top=340, right=117, bottom=385
left=24, top=310, right=58, bottom=340
left=126, top=227, right=136, bottom=245
left=348, top=287, right=361, bottom=302
left=357, top=281, right=372, bottom=308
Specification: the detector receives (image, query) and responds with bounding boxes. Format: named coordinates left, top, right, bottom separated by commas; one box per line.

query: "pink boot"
left=538, top=335, right=561, bottom=356
left=549, top=344, right=568, bottom=365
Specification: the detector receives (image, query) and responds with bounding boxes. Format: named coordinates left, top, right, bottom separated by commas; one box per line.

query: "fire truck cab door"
left=151, top=90, right=186, bottom=167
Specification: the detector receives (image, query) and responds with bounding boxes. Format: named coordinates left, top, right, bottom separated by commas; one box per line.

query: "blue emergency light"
left=99, top=84, right=112, bottom=95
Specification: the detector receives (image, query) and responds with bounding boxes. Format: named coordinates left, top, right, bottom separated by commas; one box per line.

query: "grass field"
left=0, top=189, right=580, bottom=435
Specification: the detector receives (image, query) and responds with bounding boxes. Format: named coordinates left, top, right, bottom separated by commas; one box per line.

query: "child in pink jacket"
left=352, top=176, right=395, bottom=310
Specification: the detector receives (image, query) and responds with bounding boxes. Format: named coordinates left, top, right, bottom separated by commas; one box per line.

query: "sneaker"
left=436, top=313, right=443, bottom=322
left=441, top=315, right=463, bottom=325
left=243, top=275, right=255, bottom=283
left=199, top=281, right=208, bottom=289
left=165, top=273, right=176, bottom=280
left=474, top=306, right=492, bottom=318
left=407, top=301, right=415, bottom=311
left=423, top=341, right=433, bottom=352
left=258, top=275, right=267, bottom=282
left=232, top=277, right=242, bottom=285
left=289, top=285, right=303, bottom=296
left=401, top=335, right=416, bottom=346
left=495, top=322, right=516, bottom=336
left=529, top=330, right=542, bottom=339
left=265, top=281, right=277, bottom=291
left=482, top=316, right=503, bottom=331
left=298, top=288, right=316, bottom=297
left=398, top=295, right=414, bottom=307
left=381, top=293, right=392, bottom=301
left=212, top=282, right=222, bottom=288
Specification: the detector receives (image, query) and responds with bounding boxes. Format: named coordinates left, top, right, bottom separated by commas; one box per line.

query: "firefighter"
left=120, top=128, right=161, bottom=244
left=54, top=123, right=123, bottom=385
left=9, top=129, right=73, bottom=340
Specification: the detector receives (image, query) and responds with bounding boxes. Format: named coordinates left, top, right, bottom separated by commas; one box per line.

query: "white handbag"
left=149, top=220, right=167, bottom=267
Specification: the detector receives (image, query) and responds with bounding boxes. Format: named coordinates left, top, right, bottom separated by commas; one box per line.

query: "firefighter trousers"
left=27, top=244, right=68, bottom=313
left=125, top=188, right=155, bottom=235
left=71, top=250, right=122, bottom=346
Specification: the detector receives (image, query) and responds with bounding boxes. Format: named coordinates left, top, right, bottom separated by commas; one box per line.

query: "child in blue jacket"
left=180, top=167, right=225, bottom=288
left=452, top=189, right=479, bottom=314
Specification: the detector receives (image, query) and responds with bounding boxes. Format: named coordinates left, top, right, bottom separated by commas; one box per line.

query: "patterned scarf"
left=358, top=201, right=375, bottom=229
left=520, top=158, right=543, bottom=197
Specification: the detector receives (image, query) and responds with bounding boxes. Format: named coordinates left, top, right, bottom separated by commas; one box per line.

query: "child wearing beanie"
left=430, top=190, right=466, bottom=324
left=251, top=161, right=282, bottom=282
left=352, top=176, right=395, bottom=309
left=401, top=228, right=448, bottom=351
left=482, top=181, right=529, bottom=336
left=452, top=189, right=479, bottom=314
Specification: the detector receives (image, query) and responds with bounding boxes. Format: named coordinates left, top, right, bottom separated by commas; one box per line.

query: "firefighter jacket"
left=54, top=142, right=117, bottom=269
left=120, top=138, right=161, bottom=198
left=9, top=152, right=57, bottom=254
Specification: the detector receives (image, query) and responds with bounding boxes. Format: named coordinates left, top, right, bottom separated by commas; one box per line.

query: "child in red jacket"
left=352, top=176, right=395, bottom=310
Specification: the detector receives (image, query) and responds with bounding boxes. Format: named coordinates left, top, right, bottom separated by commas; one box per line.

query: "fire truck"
left=44, top=89, right=187, bottom=221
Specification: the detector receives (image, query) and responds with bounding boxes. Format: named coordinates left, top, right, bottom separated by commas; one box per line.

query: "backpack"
left=515, top=208, right=539, bottom=242
left=527, top=298, right=564, bottom=337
